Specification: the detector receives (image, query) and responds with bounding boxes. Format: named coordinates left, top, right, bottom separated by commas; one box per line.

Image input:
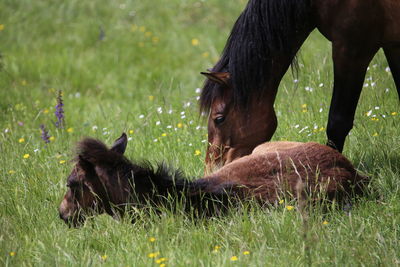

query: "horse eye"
left=214, top=116, right=225, bottom=125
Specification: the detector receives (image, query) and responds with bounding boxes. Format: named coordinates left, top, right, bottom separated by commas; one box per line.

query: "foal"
left=59, top=134, right=367, bottom=227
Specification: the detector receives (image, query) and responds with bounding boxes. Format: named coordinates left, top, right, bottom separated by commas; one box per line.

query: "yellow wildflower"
left=194, top=150, right=201, bottom=156
left=279, top=199, right=284, bottom=204
left=202, top=52, right=209, bottom=58
left=322, top=220, right=329, bottom=225
left=301, top=104, right=307, bottom=108
left=286, top=205, right=294, bottom=211
left=243, top=251, right=250, bottom=255
left=9, top=251, right=15, bottom=256
left=23, top=153, right=30, bottom=159
left=101, top=254, right=107, bottom=261
left=148, top=95, right=154, bottom=101
left=9, top=170, right=16, bottom=174
left=129, top=130, right=134, bottom=134
left=302, top=109, right=307, bottom=113
left=18, top=138, right=25, bottom=143
left=191, top=38, right=199, bottom=46
left=177, top=123, right=183, bottom=128
left=372, top=132, right=378, bottom=137
left=319, top=127, right=325, bottom=132
left=43, top=108, right=49, bottom=114
left=139, top=26, right=146, bottom=32
left=49, top=136, right=55, bottom=142
left=156, top=258, right=167, bottom=263
left=0, top=24, right=4, bottom=31
left=391, top=112, right=397, bottom=116
left=21, top=80, right=27, bottom=86
left=161, top=133, right=167, bottom=137
left=149, top=237, right=156, bottom=242
left=59, top=160, right=66, bottom=164
left=160, top=264, right=166, bottom=267
left=148, top=252, right=159, bottom=258
left=67, top=128, right=73, bottom=133
left=230, top=256, right=238, bottom=261
left=152, top=36, right=159, bottom=43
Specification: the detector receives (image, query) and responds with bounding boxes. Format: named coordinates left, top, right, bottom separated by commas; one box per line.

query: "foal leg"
left=327, top=43, right=378, bottom=152
left=383, top=45, right=400, bottom=98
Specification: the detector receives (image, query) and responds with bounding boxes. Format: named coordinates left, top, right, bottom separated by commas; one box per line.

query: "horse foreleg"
left=383, top=45, right=400, bottom=98
left=327, top=43, right=378, bottom=152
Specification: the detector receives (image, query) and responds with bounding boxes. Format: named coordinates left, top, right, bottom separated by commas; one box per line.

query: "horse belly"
left=382, top=0, right=400, bottom=43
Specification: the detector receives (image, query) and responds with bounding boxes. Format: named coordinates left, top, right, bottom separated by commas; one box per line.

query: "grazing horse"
left=59, top=133, right=367, bottom=227
left=200, top=0, right=400, bottom=172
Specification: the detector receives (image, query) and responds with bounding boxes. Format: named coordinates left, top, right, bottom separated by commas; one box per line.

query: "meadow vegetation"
left=0, top=0, right=399, bottom=266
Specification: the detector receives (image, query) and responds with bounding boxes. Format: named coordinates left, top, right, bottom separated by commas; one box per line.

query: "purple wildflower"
left=40, top=124, right=50, bottom=144
left=54, top=90, right=65, bottom=128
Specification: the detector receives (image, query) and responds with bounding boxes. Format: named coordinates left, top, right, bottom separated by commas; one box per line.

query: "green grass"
left=1, top=0, right=399, bottom=266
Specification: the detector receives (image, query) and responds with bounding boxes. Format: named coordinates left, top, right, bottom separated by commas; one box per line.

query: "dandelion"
left=43, top=108, right=49, bottom=114
left=243, top=251, right=250, bottom=255
left=66, top=127, right=73, bottom=133
left=391, top=112, right=397, bottom=116
left=59, top=160, right=66, bottom=164
left=18, top=138, right=25, bottom=143
left=23, top=153, right=30, bottom=159
left=40, top=124, right=51, bottom=144
left=279, top=199, right=284, bottom=204
left=191, top=38, right=199, bottom=46
left=161, top=133, right=167, bottom=137
left=286, top=205, right=294, bottom=211
left=194, top=150, right=201, bottom=156
left=149, top=237, right=156, bottom=242
left=160, top=264, right=166, bottom=267
left=9, top=170, right=16, bottom=174
left=148, top=95, right=154, bottom=101
left=177, top=123, right=183, bottom=128
left=301, top=104, right=307, bottom=108
left=54, top=90, right=65, bottom=128
left=9, top=251, right=15, bottom=256
left=101, top=254, right=107, bottom=261
left=372, top=132, right=378, bottom=137
left=148, top=252, right=159, bottom=258
left=230, top=256, right=238, bottom=261
left=49, top=136, right=55, bottom=142
left=129, top=130, right=134, bottom=134
left=0, top=24, right=4, bottom=31
left=322, top=220, right=329, bottom=225
left=156, top=258, right=167, bottom=263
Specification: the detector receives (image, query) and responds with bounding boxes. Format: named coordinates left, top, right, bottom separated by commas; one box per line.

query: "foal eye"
left=214, top=116, right=225, bottom=125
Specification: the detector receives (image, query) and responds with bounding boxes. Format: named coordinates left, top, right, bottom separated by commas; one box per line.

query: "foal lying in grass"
left=59, top=133, right=367, bottom=227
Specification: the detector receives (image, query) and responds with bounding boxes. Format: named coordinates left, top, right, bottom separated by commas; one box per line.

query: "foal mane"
left=200, top=0, right=311, bottom=112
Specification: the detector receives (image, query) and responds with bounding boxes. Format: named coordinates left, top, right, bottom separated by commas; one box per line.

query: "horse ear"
left=201, top=71, right=230, bottom=86
left=111, top=133, right=128, bottom=154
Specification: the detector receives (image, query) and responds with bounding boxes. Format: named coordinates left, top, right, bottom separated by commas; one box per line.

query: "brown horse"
left=200, top=0, right=400, bottom=172
left=59, top=133, right=367, bottom=227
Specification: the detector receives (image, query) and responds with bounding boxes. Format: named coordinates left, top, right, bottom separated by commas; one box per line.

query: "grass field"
left=1, top=0, right=399, bottom=266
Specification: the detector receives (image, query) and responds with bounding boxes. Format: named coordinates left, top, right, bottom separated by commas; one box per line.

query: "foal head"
left=201, top=71, right=277, bottom=173
left=59, top=133, right=130, bottom=227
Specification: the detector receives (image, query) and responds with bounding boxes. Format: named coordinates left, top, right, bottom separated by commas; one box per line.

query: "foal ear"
left=201, top=71, right=230, bottom=86
left=110, top=133, right=128, bottom=155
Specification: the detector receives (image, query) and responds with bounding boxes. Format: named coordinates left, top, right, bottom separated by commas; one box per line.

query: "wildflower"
left=243, top=251, right=250, bottom=255
left=43, top=108, right=49, bottom=114
left=160, top=264, right=166, bottom=267
left=177, top=123, right=183, bottom=128
left=0, top=24, right=4, bottom=31
left=101, top=254, right=107, bottom=261
left=301, top=104, right=307, bottom=108
left=21, top=80, right=27, bottom=86
left=279, top=199, right=284, bottom=204
left=129, top=130, right=134, bottom=134
left=9, top=251, right=15, bottom=256
left=156, top=121, right=161, bottom=126
left=40, top=124, right=51, bottom=144
left=59, top=160, right=66, bottom=164
left=148, top=252, right=159, bottom=258
left=23, top=153, right=30, bottom=159
left=322, top=220, right=329, bottom=225
left=67, top=127, right=73, bottom=133
left=230, top=256, right=238, bottom=261
left=372, top=132, right=378, bottom=137
left=391, top=112, right=397, bottom=116
left=49, top=136, right=55, bottom=142
left=139, top=114, right=145, bottom=119
left=18, top=138, right=25, bottom=143
left=55, top=154, right=62, bottom=159
left=156, top=258, right=167, bottom=263
left=161, top=133, right=167, bottom=137
left=54, top=90, right=65, bottom=128
left=202, top=52, right=209, bottom=58
left=365, top=110, right=372, bottom=117
left=148, top=95, right=154, bottom=101
left=286, top=205, right=294, bottom=211
left=191, top=38, right=199, bottom=46
left=194, top=150, right=201, bottom=156
left=9, top=170, right=16, bottom=174
left=139, top=26, right=146, bottom=32
left=152, top=36, right=159, bottom=43
left=149, top=237, right=156, bottom=242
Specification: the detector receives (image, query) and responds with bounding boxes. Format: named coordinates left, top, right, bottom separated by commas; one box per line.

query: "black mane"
left=200, top=0, right=311, bottom=112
